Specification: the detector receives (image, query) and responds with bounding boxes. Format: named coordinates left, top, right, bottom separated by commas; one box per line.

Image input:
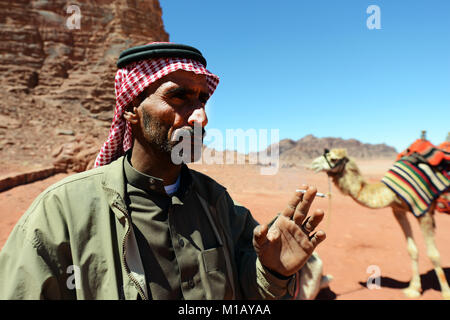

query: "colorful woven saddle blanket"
left=381, top=159, right=450, bottom=217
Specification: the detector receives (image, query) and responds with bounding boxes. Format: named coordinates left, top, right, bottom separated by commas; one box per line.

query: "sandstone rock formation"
left=0, top=0, right=169, bottom=171
left=52, top=134, right=100, bottom=173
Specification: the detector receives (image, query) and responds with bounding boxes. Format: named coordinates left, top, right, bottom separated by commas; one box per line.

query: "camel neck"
left=332, top=160, right=396, bottom=209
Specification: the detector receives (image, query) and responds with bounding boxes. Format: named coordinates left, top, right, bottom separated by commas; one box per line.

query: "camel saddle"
left=391, top=139, right=450, bottom=215
left=396, top=138, right=450, bottom=167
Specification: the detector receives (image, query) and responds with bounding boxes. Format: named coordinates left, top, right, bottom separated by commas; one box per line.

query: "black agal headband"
left=116, top=43, right=207, bottom=69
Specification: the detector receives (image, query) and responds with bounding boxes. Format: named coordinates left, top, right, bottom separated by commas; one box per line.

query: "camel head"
left=310, top=148, right=349, bottom=174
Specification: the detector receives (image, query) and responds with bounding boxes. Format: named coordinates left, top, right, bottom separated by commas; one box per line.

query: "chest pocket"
left=198, top=246, right=233, bottom=299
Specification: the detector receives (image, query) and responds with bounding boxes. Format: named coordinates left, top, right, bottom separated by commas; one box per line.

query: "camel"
left=310, top=148, right=450, bottom=299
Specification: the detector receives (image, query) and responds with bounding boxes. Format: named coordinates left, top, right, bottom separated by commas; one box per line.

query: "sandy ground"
left=1, top=158, right=449, bottom=300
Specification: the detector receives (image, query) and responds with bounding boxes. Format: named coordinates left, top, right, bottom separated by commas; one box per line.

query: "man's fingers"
left=293, top=186, right=317, bottom=225
left=301, top=209, right=325, bottom=234
left=310, top=230, right=326, bottom=248
left=253, top=224, right=269, bottom=247
left=281, top=185, right=307, bottom=218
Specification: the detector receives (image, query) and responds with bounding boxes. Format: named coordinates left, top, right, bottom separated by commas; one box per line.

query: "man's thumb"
left=253, top=224, right=269, bottom=248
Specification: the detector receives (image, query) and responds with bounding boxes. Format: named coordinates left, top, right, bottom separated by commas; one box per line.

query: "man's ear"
left=124, top=106, right=139, bottom=124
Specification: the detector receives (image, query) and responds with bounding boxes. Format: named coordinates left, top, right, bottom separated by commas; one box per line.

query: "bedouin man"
left=0, top=42, right=327, bottom=299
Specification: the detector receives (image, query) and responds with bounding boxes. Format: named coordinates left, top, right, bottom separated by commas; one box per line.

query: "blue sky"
left=160, top=0, right=450, bottom=153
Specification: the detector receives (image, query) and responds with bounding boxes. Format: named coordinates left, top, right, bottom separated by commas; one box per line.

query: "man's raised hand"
left=253, top=185, right=327, bottom=277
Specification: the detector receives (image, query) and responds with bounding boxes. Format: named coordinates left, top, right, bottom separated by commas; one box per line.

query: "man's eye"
left=172, top=93, right=186, bottom=100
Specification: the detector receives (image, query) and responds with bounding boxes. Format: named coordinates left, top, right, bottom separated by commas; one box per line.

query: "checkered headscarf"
left=94, top=45, right=220, bottom=167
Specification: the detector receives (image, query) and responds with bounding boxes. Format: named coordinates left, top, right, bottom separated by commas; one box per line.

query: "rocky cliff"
left=0, top=0, right=168, bottom=170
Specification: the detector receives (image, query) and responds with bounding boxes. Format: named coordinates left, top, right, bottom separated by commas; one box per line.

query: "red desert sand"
left=1, top=158, right=449, bottom=300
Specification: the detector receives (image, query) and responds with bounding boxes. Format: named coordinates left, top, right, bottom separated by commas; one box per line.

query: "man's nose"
left=187, top=107, right=208, bottom=127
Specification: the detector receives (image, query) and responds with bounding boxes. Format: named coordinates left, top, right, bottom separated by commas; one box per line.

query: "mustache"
left=170, top=126, right=206, bottom=143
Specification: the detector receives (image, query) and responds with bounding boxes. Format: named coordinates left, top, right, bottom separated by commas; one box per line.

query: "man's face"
left=133, top=70, right=210, bottom=162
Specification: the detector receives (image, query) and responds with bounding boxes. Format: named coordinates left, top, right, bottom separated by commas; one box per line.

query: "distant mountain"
left=254, top=134, right=397, bottom=167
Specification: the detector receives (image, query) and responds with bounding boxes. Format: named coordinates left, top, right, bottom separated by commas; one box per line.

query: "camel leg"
left=392, top=209, right=422, bottom=298
left=418, top=210, right=450, bottom=300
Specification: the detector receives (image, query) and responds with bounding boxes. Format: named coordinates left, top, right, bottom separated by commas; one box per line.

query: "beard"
left=142, top=108, right=173, bottom=154
left=141, top=108, right=205, bottom=163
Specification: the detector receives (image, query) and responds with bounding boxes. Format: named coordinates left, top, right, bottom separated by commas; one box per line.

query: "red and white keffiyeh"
left=94, top=46, right=220, bottom=167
